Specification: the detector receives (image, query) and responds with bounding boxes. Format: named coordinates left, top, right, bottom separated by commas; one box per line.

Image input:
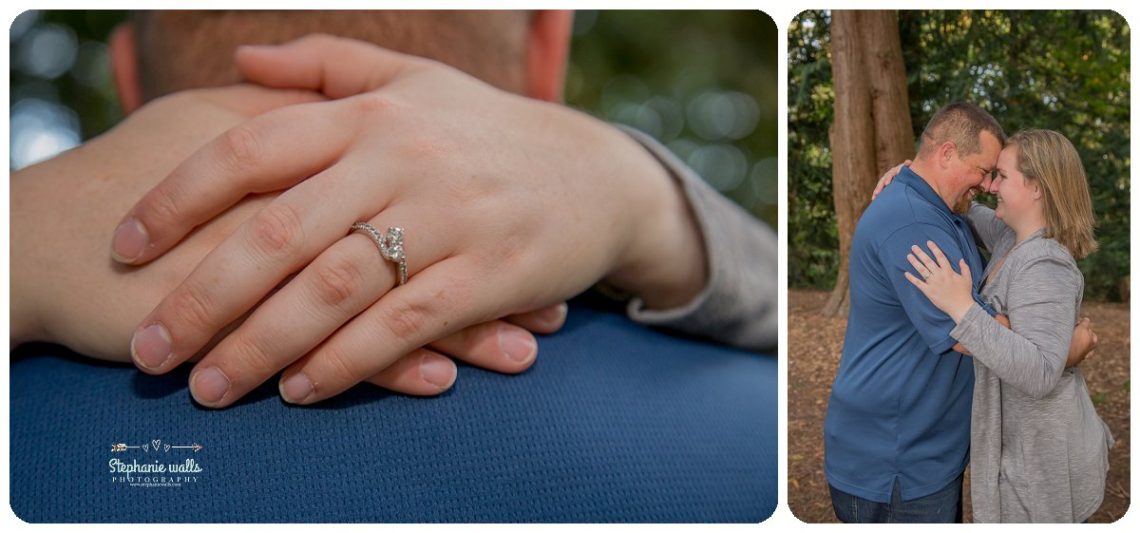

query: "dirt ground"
left=788, top=289, right=1131, bottom=523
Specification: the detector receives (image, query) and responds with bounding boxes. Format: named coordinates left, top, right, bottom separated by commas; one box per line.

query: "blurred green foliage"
left=10, top=10, right=127, bottom=139
left=789, top=10, right=1130, bottom=300
left=10, top=10, right=776, bottom=227
left=568, top=11, right=778, bottom=226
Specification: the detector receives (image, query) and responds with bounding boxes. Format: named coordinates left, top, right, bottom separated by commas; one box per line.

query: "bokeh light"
left=9, top=10, right=125, bottom=169
left=568, top=11, right=777, bottom=226
left=10, top=11, right=779, bottom=232
left=10, top=99, right=81, bottom=168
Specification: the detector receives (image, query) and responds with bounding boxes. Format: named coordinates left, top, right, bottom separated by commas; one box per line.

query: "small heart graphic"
left=164, top=444, right=171, bottom=452
left=143, top=444, right=149, bottom=452
left=152, top=439, right=161, bottom=450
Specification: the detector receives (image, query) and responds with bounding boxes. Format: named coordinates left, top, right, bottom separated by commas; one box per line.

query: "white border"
left=2, top=2, right=1136, bottom=532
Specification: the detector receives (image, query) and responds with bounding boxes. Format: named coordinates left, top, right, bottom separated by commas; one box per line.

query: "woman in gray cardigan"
left=904, top=129, right=1113, bottom=522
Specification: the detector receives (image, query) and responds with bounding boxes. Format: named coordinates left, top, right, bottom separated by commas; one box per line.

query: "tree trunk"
left=863, top=11, right=915, bottom=175
left=823, top=10, right=914, bottom=317
left=823, top=11, right=877, bottom=316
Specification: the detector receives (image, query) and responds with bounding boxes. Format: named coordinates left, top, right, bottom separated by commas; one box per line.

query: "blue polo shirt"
left=824, top=166, right=994, bottom=503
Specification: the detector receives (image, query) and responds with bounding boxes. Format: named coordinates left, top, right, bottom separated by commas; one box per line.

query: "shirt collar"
left=897, top=166, right=952, bottom=215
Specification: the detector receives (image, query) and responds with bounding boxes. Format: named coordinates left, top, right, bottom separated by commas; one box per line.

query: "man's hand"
left=11, top=85, right=565, bottom=398
left=106, top=35, right=708, bottom=408
left=12, top=86, right=312, bottom=359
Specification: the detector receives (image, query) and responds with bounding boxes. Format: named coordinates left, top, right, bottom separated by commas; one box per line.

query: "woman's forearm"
left=952, top=303, right=1071, bottom=399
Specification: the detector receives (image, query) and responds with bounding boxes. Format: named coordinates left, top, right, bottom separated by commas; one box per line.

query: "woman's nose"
left=987, top=178, right=1000, bottom=193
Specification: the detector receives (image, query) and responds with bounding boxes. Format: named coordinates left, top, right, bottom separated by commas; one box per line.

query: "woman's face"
left=991, top=144, right=1041, bottom=225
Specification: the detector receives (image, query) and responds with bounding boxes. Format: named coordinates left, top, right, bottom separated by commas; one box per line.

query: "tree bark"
left=823, top=11, right=876, bottom=316
left=823, top=10, right=914, bottom=317
left=863, top=11, right=915, bottom=175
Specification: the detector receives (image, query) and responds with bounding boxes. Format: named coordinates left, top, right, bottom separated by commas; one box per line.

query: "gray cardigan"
left=951, top=204, right=1113, bottom=522
left=619, top=129, right=778, bottom=351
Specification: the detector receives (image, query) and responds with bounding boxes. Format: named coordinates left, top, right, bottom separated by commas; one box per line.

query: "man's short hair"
left=917, top=102, right=1006, bottom=157
left=132, top=11, right=531, bottom=102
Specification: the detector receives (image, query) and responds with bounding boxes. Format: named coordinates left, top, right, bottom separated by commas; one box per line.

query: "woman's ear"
left=109, top=23, right=143, bottom=114
left=525, top=10, right=573, bottom=103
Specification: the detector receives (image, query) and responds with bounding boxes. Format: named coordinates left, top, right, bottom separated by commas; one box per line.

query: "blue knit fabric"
left=10, top=302, right=776, bottom=522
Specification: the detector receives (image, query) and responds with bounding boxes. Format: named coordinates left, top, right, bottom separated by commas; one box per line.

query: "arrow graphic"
left=111, top=442, right=202, bottom=452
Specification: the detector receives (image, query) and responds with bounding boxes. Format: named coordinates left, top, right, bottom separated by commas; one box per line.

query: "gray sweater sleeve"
left=617, top=127, right=778, bottom=351
left=965, top=202, right=1013, bottom=252
left=950, top=256, right=1080, bottom=399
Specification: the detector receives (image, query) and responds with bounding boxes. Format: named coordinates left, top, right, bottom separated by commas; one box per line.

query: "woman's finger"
left=871, top=160, right=911, bottom=200
left=909, top=244, right=939, bottom=274
left=279, top=257, right=499, bottom=405
left=906, top=253, right=931, bottom=279
left=926, top=240, right=952, bottom=270
left=111, top=99, right=358, bottom=265
left=957, top=258, right=971, bottom=279
left=361, top=348, right=457, bottom=397
left=181, top=203, right=453, bottom=407
left=130, top=167, right=389, bottom=377
left=903, top=271, right=928, bottom=293
left=235, top=34, right=432, bottom=99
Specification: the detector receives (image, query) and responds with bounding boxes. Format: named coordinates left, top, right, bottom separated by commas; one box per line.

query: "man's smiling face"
left=949, top=131, right=1002, bottom=213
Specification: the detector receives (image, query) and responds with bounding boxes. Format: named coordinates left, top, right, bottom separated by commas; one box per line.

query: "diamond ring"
left=350, top=222, right=408, bottom=285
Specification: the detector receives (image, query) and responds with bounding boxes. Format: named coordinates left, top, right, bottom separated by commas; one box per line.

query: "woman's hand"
left=11, top=85, right=564, bottom=399
left=110, top=35, right=706, bottom=408
left=903, top=240, right=976, bottom=323
left=1066, top=317, right=1098, bottom=367
left=871, top=160, right=911, bottom=201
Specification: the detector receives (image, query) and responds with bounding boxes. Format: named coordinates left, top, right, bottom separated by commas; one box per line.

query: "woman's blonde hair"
left=1008, top=129, right=1098, bottom=259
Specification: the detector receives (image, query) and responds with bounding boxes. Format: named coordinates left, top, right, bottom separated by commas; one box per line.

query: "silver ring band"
left=350, top=222, right=408, bottom=285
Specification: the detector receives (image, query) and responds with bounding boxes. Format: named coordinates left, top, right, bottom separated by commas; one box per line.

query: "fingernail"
left=191, top=367, right=231, bottom=406
left=500, top=329, right=537, bottom=364
left=419, top=355, right=455, bottom=389
left=131, top=323, right=172, bottom=370
left=111, top=217, right=149, bottom=262
left=280, top=372, right=313, bottom=404
left=540, top=303, right=568, bottom=327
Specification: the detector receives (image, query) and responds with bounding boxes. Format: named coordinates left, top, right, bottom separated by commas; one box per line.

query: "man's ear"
left=937, top=142, right=956, bottom=169
left=525, top=10, right=573, bottom=102
left=109, top=23, right=143, bottom=114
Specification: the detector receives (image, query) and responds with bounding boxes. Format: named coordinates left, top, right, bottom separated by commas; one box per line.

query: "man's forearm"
left=10, top=306, right=40, bottom=348
left=10, top=173, right=45, bottom=347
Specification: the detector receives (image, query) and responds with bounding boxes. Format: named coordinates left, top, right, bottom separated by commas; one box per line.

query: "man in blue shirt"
left=824, top=102, right=1004, bottom=523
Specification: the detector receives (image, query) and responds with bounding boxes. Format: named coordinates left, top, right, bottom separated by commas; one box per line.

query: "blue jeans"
left=830, top=474, right=964, bottom=523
